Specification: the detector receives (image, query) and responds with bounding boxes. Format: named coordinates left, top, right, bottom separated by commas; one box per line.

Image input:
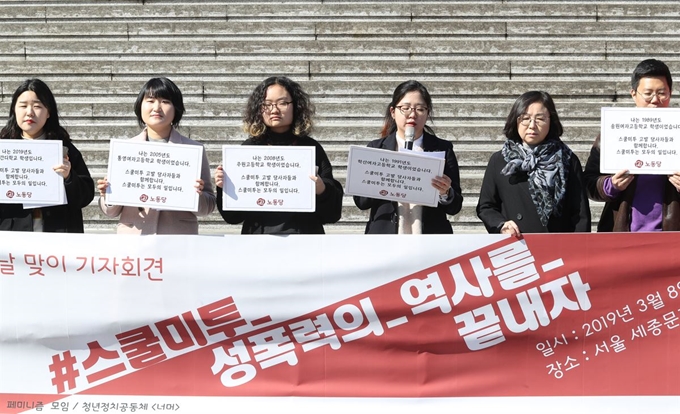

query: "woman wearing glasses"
left=584, top=58, right=680, bottom=231
left=353, top=80, right=463, bottom=234
left=214, top=76, right=343, bottom=234
left=476, top=91, right=590, bottom=235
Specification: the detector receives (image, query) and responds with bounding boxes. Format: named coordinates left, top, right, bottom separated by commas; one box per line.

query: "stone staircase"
left=1, top=1, right=677, bottom=234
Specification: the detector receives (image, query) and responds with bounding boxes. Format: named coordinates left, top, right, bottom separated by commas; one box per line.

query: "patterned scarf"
left=501, top=139, right=571, bottom=226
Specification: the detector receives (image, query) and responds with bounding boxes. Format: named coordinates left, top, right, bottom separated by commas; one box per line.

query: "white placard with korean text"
left=222, top=145, right=316, bottom=212
left=600, top=107, right=680, bottom=174
left=0, top=140, right=65, bottom=205
left=105, top=140, right=203, bottom=212
left=345, top=145, right=445, bottom=207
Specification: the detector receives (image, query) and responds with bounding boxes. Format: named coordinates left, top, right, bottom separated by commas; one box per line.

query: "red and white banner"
left=1, top=232, right=679, bottom=413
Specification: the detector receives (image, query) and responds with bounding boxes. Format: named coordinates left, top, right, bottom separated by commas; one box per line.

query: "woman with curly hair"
left=214, top=76, right=343, bottom=234
left=0, top=78, right=94, bottom=232
left=476, top=91, right=590, bottom=235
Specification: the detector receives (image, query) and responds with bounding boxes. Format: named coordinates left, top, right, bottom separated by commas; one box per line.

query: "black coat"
left=476, top=149, right=591, bottom=233
left=0, top=139, right=94, bottom=233
left=217, top=132, right=343, bottom=234
left=353, top=131, right=463, bottom=234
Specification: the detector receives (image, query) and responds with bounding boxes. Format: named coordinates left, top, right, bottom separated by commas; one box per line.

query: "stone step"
left=49, top=100, right=635, bottom=122
left=4, top=39, right=679, bottom=63
left=222, top=3, right=597, bottom=21
left=1, top=19, right=676, bottom=42
left=11, top=2, right=655, bottom=24
left=3, top=59, right=677, bottom=82
left=308, top=59, right=680, bottom=81
left=0, top=21, right=316, bottom=40
left=0, top=79, right=629, bottom=102
left=314, top=21, right=680, bottom=40
left=0, top=20, right=551, bottom=42
left=3, top=2, right=675, bottom=24
left=3, top=39, right=625, bottom=61
left=0, top=60, right=310, bottom=81
left=201, top=79, right=627, bottom=99
left=507, top=21, right=680, bottom=39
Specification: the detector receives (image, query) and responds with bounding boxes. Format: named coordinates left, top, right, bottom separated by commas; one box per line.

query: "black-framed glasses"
left=518, top=115, right=549, bottom=127
left=395, top=105, right=428, bottom=116
left=635, top=89, right=670, bottom=103
left=261, top=101, right=292, bottom=113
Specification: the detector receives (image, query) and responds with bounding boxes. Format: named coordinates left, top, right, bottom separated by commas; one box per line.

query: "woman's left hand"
left=431, top=174, right=452, bottom=196
left=195, top=179, right=205, bottom=194
left=310, top=174, right=326, bottom=195
left=54, top=156, right=71, bottom=179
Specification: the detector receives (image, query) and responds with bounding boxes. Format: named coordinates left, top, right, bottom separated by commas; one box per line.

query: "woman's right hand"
left=500, top=220, right=521, bottom=237
left=97, top=177, right=108, bottom=197
left=214, top=165, right=224, bottom=189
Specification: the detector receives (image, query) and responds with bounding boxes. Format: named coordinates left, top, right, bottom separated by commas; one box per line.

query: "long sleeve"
left=313, top=141, right=343, bottom=224
left=583, top=135, right=614, bottom=203
left=439, top=140, right=463, bottom=216
left=216, top=189, right=246, bottom=225
left=353, top=138, right=385, bottom=211
left=567, top=154, right=591, bottom=232
left=99, top=197, right=123, bottom=218
left=196, top=148, right=216, bottom=216
left=64, top=141, right=94, bottom=209
left=476, top=152, right=507, bottom=233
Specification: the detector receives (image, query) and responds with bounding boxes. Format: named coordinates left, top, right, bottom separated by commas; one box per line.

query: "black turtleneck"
left=250, top=130, right=299, bottom=146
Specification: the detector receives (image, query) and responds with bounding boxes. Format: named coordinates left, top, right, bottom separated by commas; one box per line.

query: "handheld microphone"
left=404, top=126, right=415, bottom=150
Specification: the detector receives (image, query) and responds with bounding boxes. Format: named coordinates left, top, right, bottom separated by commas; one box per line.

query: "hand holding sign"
left=53, top=156, right=71, bottom=180
left=669, top=172, right=680, bottom=192
left=310, top=167, right=325, bottom=195
left=611, top=169, right=634, bottom=191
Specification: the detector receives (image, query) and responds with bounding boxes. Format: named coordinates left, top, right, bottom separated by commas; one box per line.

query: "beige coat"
left=99, top=129, right=215, bottom=234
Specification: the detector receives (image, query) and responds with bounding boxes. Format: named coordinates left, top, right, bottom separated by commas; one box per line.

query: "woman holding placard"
left=0, top=78, right=94, bottom=232
left=476, top=91, right=590, bottom=235
left=97, top=77, right=215, bottom=234
left=214, top=76, right=343, bottom=234
left=584, top=59, right=680, bottom=232
left=353, top=80, right=463, bottom=234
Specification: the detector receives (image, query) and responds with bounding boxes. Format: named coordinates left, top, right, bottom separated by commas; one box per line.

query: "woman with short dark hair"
left=585, top=58, right=680, bottom=232
left=477, top=91, right=590, bottom=235
left=97, top=77, right=215, bottom=234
